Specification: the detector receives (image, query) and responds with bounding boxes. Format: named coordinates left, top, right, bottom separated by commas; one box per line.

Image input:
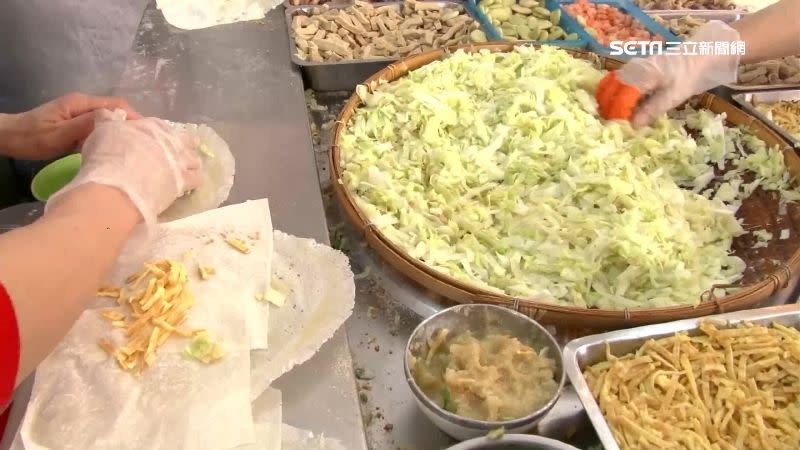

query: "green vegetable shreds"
left=441, top=388, right=458, bottom=413
left=340, top=46, right=800, bottom=309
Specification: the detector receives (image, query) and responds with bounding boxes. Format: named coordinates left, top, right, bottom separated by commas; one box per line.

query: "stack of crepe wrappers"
left=11, top=199, right=355, bottom=450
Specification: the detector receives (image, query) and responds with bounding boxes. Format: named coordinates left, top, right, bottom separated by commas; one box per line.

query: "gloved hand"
left=47, top=110, right=202, bottom=225
left=596, top=21, right=741, bottom=127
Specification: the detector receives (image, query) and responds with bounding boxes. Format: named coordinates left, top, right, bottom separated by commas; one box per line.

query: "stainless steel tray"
left=729, top=80, right=800, bottom=92
left=282, top=0, right=417, bottom=11
left=646, top=9, right=742, bottom=22
left=733, top=89, right=800, bottom=147
left=285, top=1, right=473, bottom=91
left=645, top=10, right=742, bottom=42
left=728, top=40, right=800, bottom=91
left=562, top=303, right=800, bottom=450
left=643, top=7, right=746, bottom=13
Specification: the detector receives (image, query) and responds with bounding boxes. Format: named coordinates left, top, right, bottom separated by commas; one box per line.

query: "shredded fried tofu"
left=101, top=310, right=125, bottom=321
left=224, top=235, right=250, bottom=254
left=584, top=321, right=800, bottom=450
left=255, top=279, right=290, bottom=307
left=97, top=259, right=201, bottom=373
left=262, top=288, right=286, bottom=307
left=198, top=265, right=216, bottom=280
left=98, top=338, right=115, bottom=356
left=97, top=287, right=121, bottom=299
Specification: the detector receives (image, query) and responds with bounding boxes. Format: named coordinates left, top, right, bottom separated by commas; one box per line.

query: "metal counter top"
left=1, top=3, right=366, bottom=450
left=114, top=4, right=367, bottom=449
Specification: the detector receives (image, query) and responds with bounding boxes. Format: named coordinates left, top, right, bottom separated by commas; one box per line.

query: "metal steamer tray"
left=646, top=9, right=742, bottom=26
left=285, top=1, right=477, bottom=91
left=728, top=61, right=800, bottom=91
left=282, top=0, right=425, bottom=10
left=733, top=89, right=800, bottom=148
left=562, top=304, right=800, bottom=450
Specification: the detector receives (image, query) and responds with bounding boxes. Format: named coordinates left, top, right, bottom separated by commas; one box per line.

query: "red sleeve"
left=0, top=281, right=20, bottom=436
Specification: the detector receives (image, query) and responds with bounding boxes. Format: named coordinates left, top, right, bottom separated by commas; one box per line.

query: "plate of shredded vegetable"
left=331, top=43, right=800, bottom=328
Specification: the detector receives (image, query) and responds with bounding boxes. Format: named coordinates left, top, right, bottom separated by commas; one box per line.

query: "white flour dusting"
left=155, top=0, right=282, bottom=30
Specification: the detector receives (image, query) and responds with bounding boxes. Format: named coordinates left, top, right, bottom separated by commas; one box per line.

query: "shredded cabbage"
left=340, top=46, right=800, bottom=309
left=185, top=331, right=224, bottom=364
left=753, top=229, right=772, bottom=249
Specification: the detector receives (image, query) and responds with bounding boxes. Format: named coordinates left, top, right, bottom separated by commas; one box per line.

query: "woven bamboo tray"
left=329, top=43, right=800, bottom=330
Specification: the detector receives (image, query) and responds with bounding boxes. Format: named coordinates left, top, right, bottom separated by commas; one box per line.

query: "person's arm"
left=0, top=92, right=141, bottom=161
left=734, top=0, right=800, bottom=64
left=596, top=0, right=800, bottom=125
left=0, top=113, right=201, bottom=388
left=0, top=183, right=140, bottom=384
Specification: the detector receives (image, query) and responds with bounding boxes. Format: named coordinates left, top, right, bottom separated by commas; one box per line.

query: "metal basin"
left=446, top=434, right=580, bottom=450
left=404, top=304, right=565, bottom=441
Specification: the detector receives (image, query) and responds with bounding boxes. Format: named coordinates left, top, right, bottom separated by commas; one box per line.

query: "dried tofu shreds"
left=97, top=287, right=121, bottom=298
left=185, top=331, right=225, bottom=364
left=224, top=235, right=251, bottom=254
left=97, top=259, right=204, bottom=374
left=255, top=279, right=291, bottom=307
left=584, top=321, right=800, bottom=450
left=198, top=265, right=216, bottom=280
left=98, top=338, right=115, bottom=356
left=101, top=310, right=125, bottom=321
left=262, top=288, right=287, bottom=307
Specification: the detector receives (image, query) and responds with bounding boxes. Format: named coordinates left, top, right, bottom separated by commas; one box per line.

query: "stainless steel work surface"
left=0, top=0, right=148, bottom=112
left=115, top=4, right=366, bottom=448
left=0, top=3, right=367, bottom=450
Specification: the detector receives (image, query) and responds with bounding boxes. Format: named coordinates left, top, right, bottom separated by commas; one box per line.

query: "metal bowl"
left=404, top=304, right=565, bottom=441
left=446, top=434, right=580, bottom=450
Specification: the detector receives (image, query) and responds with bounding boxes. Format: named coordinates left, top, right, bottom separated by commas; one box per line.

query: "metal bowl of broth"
left=404, top=304, right=565, bottom=441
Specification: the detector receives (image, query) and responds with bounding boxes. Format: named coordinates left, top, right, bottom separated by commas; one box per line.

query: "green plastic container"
left=31, top=154, right=81, bottom=202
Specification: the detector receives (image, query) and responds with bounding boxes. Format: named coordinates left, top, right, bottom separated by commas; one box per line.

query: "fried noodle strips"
left=584, top=321, right=800, bottom=450
left=96, top=260, right=203, bottom=373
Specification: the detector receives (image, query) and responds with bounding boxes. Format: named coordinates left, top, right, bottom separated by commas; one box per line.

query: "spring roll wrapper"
left=281, top=423, right=348, bottom=450
left=249, top=230, right=355, bottom=400
left=235, top=388, right=282, bottom=450
left=14, top=199, right=274, bottom=450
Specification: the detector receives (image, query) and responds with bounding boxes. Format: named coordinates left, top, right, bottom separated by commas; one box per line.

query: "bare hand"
left=0, top=93, right=142, bottom=160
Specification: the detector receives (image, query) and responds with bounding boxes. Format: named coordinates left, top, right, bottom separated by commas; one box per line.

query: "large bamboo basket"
left=330, top=43, right=800, bottom=330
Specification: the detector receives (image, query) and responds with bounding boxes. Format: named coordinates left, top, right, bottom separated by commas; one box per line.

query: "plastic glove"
left=47, top=110, right=202, bottom=225
left=596, top=21, right=741, bottom=127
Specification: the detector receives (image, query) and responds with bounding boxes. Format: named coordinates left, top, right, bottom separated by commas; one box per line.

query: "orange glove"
left=595, top=71, right=642, bottom=121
